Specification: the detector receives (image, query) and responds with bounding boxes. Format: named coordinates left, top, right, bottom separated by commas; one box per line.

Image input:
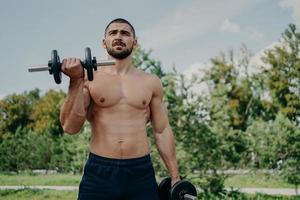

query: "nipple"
left=100, top=97, right=105, bottom=103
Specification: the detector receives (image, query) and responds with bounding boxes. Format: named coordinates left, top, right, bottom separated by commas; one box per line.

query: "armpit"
left=86, top=102, right=94, bottom=122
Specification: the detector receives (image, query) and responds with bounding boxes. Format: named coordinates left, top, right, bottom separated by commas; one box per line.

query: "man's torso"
left=86, top=67, right=154, bottom=159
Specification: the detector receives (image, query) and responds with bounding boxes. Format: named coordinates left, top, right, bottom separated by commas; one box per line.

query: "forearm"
left=154, top=124, right=180, bottom=180
left=60, top=78, right=86, bottom=134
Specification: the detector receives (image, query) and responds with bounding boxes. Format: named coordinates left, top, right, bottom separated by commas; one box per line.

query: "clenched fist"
left=61, top=58, right=84, bottom=79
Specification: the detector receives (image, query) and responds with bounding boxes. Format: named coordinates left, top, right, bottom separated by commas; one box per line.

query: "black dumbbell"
left=28, top=47, right=115, bottom=84
left=158, top=177, right=197, bottom=200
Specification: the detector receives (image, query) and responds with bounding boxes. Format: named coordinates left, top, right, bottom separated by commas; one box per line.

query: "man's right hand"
left=61, top=58, right=84, bottom=79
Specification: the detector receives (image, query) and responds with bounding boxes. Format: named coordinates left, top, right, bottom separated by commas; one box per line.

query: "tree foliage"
left=262, top=24, right=300, bottom=123
left=0, top=89, right=40, bottom=139
left=29, top=90, right=65, bottom=136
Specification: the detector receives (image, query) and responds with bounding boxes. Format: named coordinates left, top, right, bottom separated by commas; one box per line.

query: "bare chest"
left=88, top=73, right=152, bottom=109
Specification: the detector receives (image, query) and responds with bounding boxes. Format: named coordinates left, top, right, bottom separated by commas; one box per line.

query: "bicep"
left=150, top=76, right=169, bottom=133
left=150, top=97, right=169, bottom=133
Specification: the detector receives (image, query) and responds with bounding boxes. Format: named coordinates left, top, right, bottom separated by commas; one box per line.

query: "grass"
left=199, top=192, right=300, bottom=200
left=0, top=172, right=297, bottom=200
left=224, top=172, right=294, bottom=189
left=0, top=171, right=295, bottom=188
left=0, top=189, right=77, bottom=200
left=0, top=172, right=81, bottom=186
left=243, top=194, right=299, bottom=200
left=0, top=172, right=293, bottom=188
left=0, top=189, right=298, bottom=200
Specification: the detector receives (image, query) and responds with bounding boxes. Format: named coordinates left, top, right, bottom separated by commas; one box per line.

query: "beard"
left=106, top=42, right=134, bottom=59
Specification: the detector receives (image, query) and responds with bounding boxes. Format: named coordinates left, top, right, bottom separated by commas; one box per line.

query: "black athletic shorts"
left=78, top=152, right=160, bottom=200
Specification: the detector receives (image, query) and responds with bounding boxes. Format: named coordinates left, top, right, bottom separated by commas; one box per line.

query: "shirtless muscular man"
left=60, top=18, right=180, bottom=200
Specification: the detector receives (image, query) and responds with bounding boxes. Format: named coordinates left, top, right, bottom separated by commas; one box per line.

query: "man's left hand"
left=171, top=177, right=181, bottom=187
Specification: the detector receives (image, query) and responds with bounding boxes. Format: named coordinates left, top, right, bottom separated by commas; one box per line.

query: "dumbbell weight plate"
left=28, top=47, right=115, bottom=84
left=49, top=50, right=62, bottom=84
left=170, top=180, right=197, bottom=200
left=84, top=47, right=94, bottom=81
left=158, top=177, right=171, bottom=200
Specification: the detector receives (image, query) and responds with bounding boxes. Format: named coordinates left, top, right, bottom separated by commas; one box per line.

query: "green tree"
left=0, top=127, right=53, bottom=172
left=30, top=90, right=65, bottom=136
left=204, top=50, right=254, bottom=131
left=133, top=46, right=166, bottom=78
left=261, top=24, right=300, bottom=123
left=0, top=89, right=40, bottom=139
left=246, top=119, right=278, bottom=168
left=49, top=123, right=91, bottom=173
left=202, top=49, right=254, bottom=167
left=274, top=114, right=300, bottom=194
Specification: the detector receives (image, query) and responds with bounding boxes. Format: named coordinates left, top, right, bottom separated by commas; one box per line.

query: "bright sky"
left=0, top=0, right=299, bottom=97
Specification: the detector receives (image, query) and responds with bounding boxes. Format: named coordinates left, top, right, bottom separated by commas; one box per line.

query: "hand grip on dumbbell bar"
left=28, top=47, right=115, bottom=84
left=158, top=177, right=197, bottom=200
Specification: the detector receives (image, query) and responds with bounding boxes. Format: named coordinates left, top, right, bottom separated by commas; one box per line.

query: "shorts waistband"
left=87, top=152, right=152, bottom=167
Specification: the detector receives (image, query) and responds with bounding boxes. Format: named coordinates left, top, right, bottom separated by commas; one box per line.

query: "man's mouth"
left=113, top=40, right=125, bottom=47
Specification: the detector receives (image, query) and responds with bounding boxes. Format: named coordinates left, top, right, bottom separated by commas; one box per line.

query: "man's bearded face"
left=106, top=39, right=134, bottom=59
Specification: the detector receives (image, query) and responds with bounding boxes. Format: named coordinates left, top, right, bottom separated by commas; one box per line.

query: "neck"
left=106, top=54, right=133, bottom=75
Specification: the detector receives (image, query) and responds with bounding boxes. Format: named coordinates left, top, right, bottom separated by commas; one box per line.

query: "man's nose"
left=114, top=32, right=121, bottom=39
left=115, top=32, right=123, bottom=39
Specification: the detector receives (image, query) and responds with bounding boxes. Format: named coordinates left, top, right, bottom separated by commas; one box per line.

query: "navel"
left=142, top=100, right=147, bottom=105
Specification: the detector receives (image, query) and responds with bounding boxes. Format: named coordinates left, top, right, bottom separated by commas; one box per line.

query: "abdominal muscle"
left=88, top=104, right=151, bottom=159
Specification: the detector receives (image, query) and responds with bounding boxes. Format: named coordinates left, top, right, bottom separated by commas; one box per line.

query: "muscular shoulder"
left=134, top=69, right=163, bottom=97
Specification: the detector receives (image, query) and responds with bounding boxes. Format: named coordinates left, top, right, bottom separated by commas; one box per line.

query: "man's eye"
left=121, top=31, right=130, bottom=36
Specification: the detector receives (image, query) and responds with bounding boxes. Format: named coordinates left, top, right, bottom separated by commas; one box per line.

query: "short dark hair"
left=104, top=18, right=136, bottom=38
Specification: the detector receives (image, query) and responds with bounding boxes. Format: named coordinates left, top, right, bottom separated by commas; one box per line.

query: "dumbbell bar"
left=28, top=60, right=115, bottom=72
left=28, top=47, right=115, bottom=84
left=158, top=177, right=197, bottom=200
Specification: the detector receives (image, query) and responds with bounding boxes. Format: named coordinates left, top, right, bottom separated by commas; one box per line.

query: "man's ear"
left=102, top=39, right=107, bottom=49
left=133, top=38, right=138, bottom=49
